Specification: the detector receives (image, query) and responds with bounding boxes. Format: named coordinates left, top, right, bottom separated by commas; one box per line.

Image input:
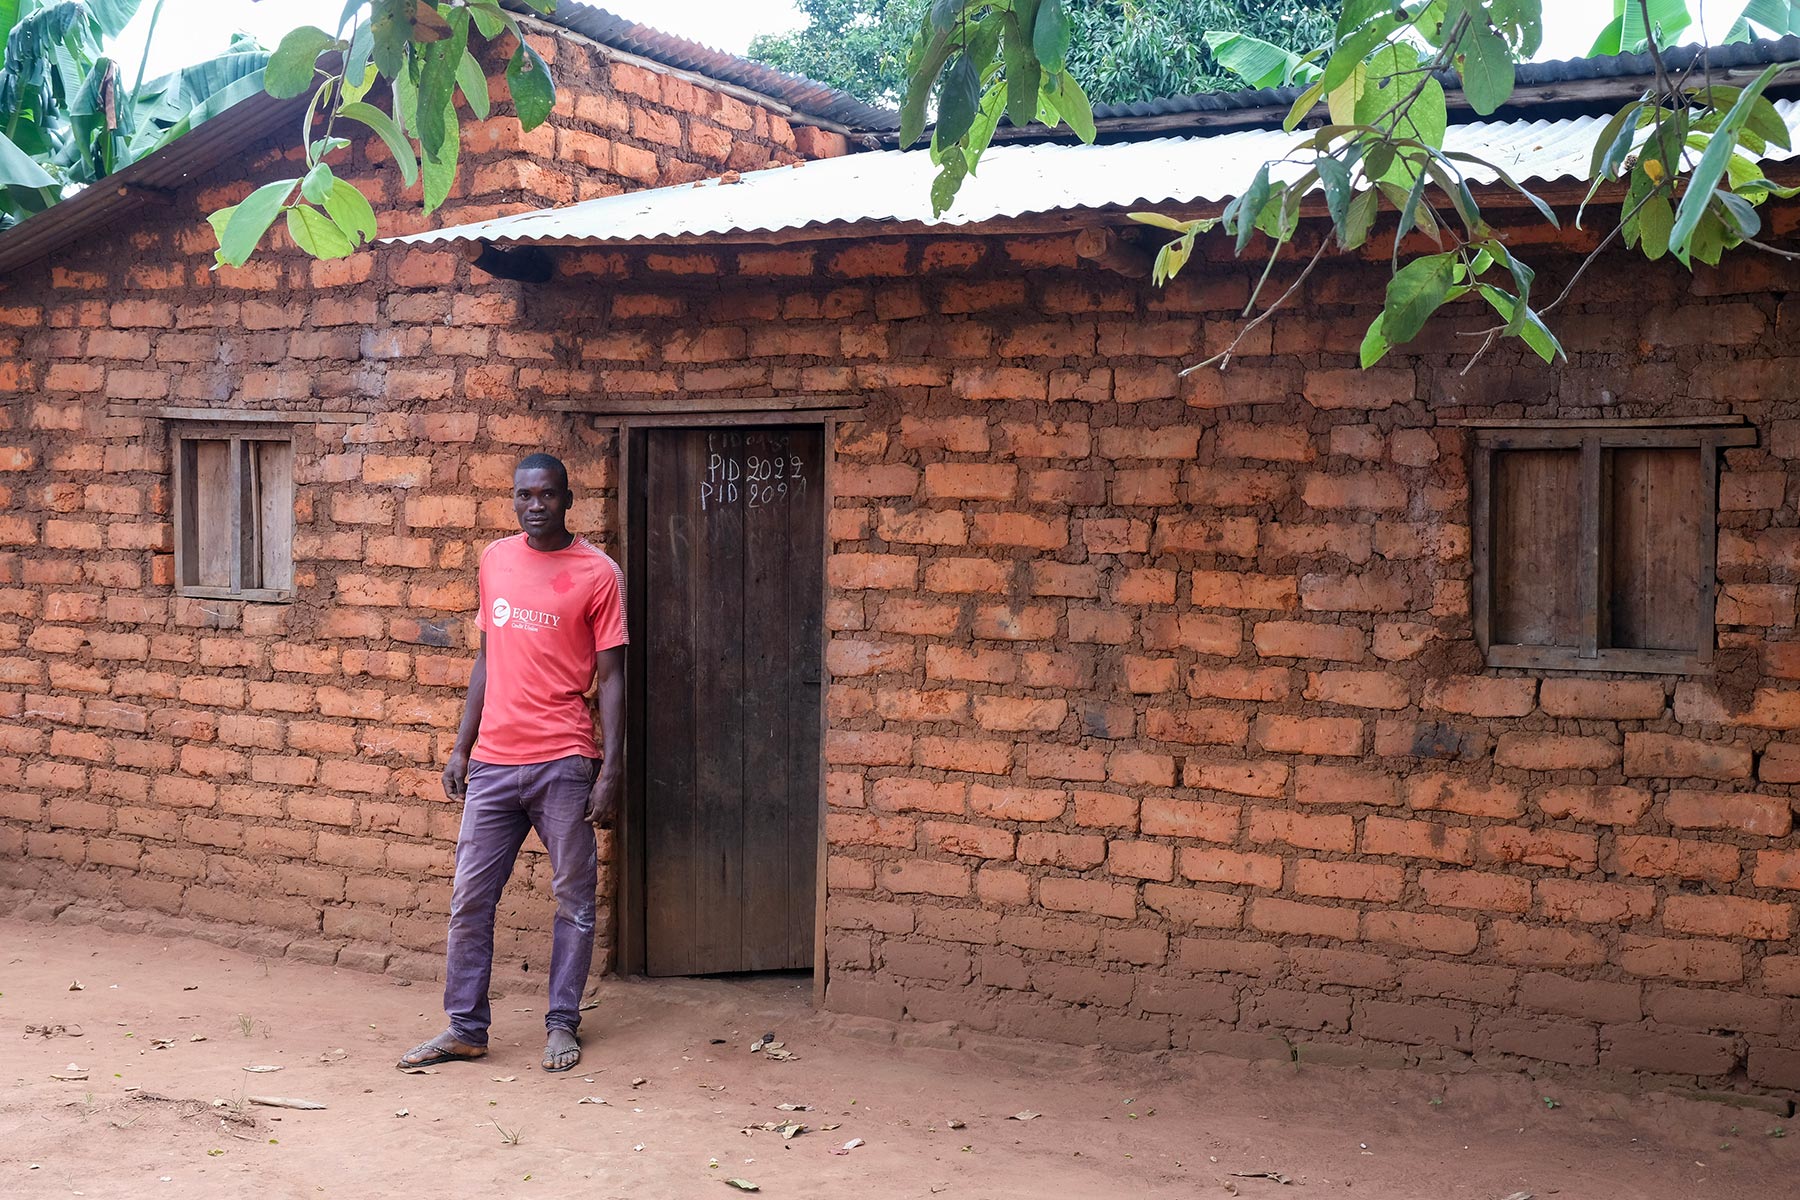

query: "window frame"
left=170, top=423, right=295, bottom=603
left=1469, top=420, right=1755, bottom=676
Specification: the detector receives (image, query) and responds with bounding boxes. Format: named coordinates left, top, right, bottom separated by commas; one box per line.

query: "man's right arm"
left=442, top=631, right=488, bottom=800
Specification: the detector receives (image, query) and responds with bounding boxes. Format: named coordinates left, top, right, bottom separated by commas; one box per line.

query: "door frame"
left=610, top=409, right=844, bottom=1004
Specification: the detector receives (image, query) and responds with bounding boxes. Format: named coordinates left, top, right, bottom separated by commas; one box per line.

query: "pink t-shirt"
left=474, top=534, right=628, bottom=765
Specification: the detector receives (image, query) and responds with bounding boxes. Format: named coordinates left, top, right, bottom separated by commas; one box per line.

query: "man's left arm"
left=586, top=646, right=625, bottom=828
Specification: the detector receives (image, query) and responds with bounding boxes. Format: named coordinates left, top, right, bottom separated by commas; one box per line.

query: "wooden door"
left=639, top=425, right=824, bottom=975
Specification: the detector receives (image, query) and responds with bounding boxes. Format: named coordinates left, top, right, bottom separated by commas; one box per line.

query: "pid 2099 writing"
left=700, top=451, right=806, bottom=511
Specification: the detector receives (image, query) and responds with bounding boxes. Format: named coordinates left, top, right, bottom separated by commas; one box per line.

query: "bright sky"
left=112, top=0, right=1708, bottom=90
left=114, top=0, right=805, bottom=84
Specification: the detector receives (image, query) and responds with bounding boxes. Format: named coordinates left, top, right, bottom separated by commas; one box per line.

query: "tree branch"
left=1184, top=236, right=1332, bottom=375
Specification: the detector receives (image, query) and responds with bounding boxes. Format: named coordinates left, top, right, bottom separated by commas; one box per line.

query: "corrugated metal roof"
left=392, top=100, right=1800, bottom=249
left=523, top=0, right=898, bottom=131
left=0, top=90, right=297, bottom=280
left=1081, top=35, right=1800, bottom=126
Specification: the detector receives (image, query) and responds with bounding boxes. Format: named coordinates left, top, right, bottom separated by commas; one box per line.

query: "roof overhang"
left=0, top=90, right=297, bottom=281
left=390, top=100, right=1800, bottom=252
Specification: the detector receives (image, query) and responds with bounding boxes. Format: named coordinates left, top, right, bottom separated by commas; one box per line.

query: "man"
left=398, top=452, right=627, bottom=1074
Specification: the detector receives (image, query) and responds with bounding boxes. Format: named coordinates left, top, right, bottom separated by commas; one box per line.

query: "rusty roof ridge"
left=1051, top=32, right=1800, bottom=134
left=515, top=0, right=901, bottom=132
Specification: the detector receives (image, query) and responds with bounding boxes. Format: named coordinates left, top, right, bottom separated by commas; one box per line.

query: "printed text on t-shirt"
left=491, top=596, right=563, bottom=631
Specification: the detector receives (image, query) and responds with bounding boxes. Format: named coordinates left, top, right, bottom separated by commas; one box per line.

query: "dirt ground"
left=1, top=918, right=1794, bottom=1199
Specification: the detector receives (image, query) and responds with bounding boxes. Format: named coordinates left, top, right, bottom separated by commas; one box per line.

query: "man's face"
left=513, top=467, right=572, bottom=539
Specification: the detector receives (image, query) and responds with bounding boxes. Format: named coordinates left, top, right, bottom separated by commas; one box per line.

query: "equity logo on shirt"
left=491, top=597, right=561, bottom=632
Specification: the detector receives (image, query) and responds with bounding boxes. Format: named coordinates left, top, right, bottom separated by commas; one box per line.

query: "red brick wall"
left=0, top=32, right=848, bottom=979
left=534, top=229, right=1794, bottom=1094
left=1, top=117, right=1797, bottom=1091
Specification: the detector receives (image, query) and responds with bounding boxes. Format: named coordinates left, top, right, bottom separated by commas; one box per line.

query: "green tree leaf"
left=934, top=54, right=980, bottom=147
left=301, top=160, right=334, bottom=205
left=371, top=0, right=415, bottom=79
left=1203, top=31, right=1318, bottom=89
left=1621, top=0, right=1689, bottom=52
left=1044, top=70, right=1095, bottom=142
left=265, top=25, right=336, bottom=99
left=217, top=178, right=297, bottom=267
left=418, top=15, right=471, bottom=158
left=1382, top=252, right=1458, bottom=345
left=1233, top=162, right=1271, bottom=253
left=467, top=0, right=508, bottom=38
left=323, top=177, right=379, bottom=245
left=1670, top=62, right=1784, bottom=261
left=1586, top=13, right=1623, bottom=57
left=1341, top=186, right=1379, bottom=250
left=1317, top=155, right=1352, bottom=228
left=1033, top=0, right=1071, bottom=74
left=1477, top=284, right=1564, bottom=362
left=286, top=202, right=355, bottom=259
left=1000, top=11, right=1041, bottom=129
left=1459, top=21, right=1514, bottom=115
left=421, top=94, right=460, bottom=213
left=1357, top=44, right=1446, bottom=170
left=457, top=48, right=491, bottom=120
left=1359, top=312, right=1391, bottom=367
left=930, top=151, right=967, bottom=216
left=1283, top=77, right=1325, bottom=132
left=86, top=0, right=142, bottom=39
left=505, top=39, right=556, bottom=131
left=0, top=128, right=56, bottom=188
left=339, top=100, right=419, bottom=188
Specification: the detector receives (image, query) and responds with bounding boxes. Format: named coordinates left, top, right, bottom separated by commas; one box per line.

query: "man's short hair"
left=514, top=452, right=569, bottom=490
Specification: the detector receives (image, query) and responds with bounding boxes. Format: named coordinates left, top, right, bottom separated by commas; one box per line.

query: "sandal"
left=397, top=1035, right=486, bottom=1070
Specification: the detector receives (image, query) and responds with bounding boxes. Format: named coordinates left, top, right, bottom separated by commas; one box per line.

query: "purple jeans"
left=444, top=754, right=598, bottom=1047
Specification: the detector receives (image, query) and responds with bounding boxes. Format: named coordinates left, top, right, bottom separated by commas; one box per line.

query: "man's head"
left=513, top=452, right=573, bottom=543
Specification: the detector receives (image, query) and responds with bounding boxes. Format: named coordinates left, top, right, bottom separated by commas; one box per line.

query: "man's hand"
left=442, top=749, right=470, bottom=800
left=585, top=768, right=621, bottom=829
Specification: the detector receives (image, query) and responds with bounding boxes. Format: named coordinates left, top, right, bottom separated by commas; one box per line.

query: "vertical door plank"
left=1470, top=444, right=1493, bottom=655
left=1697, top=438, right=1719, bottom=663
left=1491, top=448, right=1581, bottom=646
left=785, top=426, right=824, bottom=970
left=643, top=429, right=701, bottom=976
left=692, top=428, right=748, bottom=973
left=1577, top=436, right=1601, bottom=659
left=1609, top=447, right=1701, bottom=651
left=194, top=439, right=232, bottom=588
left=740, top=429, right=795, bottom=970
left=257, top=440, right=294, bottom=592
left=174, top=437, right=196, bottom=590
left=229, top=438, right=249, bottom=594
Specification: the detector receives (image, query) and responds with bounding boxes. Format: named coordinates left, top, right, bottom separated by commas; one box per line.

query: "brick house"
left=2, top=7, right=1799, bottom=1096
